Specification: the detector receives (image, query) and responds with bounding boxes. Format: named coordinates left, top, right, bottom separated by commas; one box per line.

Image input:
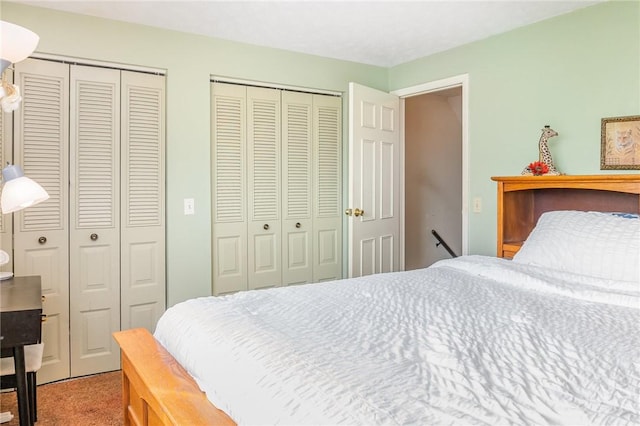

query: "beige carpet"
left=0, top=370, right=122, bottom=425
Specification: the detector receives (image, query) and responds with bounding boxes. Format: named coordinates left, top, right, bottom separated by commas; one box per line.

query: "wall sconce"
left=0, top=20, right=40, bottom=113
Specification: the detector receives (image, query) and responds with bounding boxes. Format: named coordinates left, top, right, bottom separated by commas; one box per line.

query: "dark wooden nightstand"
left=0, top=276, right=42, bottom=426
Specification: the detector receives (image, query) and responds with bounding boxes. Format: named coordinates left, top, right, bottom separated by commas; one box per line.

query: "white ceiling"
left=10, top=0, right=602, bottom=67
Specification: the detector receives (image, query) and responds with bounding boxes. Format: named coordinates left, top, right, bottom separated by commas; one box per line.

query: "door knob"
left=90, top=233, right=99, bottom=241
left=295, top=222, right=301, bottom=228
left=38, top=236, right=47, bottom=244
left=263, top=224, right=269, bottom=230
left=345, top=208, right=365, bottom=217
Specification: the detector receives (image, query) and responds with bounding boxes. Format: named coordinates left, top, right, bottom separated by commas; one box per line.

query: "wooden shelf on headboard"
left=491, top=175, right=640, bottom=258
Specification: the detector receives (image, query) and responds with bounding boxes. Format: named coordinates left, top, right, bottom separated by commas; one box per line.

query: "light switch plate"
left=184, top=198, right=195, bottom=215
left=472, top=197, right=482, bottom=213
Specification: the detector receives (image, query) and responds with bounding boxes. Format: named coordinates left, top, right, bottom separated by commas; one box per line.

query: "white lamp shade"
left=1, top=165, right=49, bottom=213
left=0, top=20, right=40, bottom=64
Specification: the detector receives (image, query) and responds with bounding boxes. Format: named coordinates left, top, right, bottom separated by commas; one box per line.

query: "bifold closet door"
left=13, top=58, right=71, bottom=384
left=281, top=91, right=313, bottom=286
left=211, top=83, right=342, bottom=294
left=11, top=59, right=166, bottom=381
left=120, top=70, right=166, bottom=332
left=211, top=83, right=283, bottom=293
left=312, top=94, right=342, bottom=282
left=211, top=82, right=248, bottom=295
left=247, top=87, right=282, bottom=290
left=69, top=65, right=121, bottom=376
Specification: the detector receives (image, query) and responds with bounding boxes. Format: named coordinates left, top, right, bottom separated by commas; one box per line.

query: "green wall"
left=2, top=1, right=638, bottom=305
left=389, top=0, right=640, bottom=255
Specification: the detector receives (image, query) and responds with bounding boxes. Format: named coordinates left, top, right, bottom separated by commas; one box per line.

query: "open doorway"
left=404, top=87, right=463, bottom=269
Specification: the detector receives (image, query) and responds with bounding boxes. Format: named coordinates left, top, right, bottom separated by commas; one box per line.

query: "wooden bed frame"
left=114, top=174, right=640, bottom=426
left=112, top=328, right=235, bottom=425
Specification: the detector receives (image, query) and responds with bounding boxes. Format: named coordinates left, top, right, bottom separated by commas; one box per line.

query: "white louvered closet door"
left=247, top=87, right=281, bottom=290
left=120, top=70, right=166, bottom=332
left=282, top=91, right=313, bottom=286
left=69, top=65, right=121, bottom=376
left=13, top=58, right=71, bottom=383
left=0, top=69, right=13, bottom=277
left=211, top=83, right=341, bottom=295
left=211, top=82, right=247, bottom=295
left=313, top=94, right=342, bottom=282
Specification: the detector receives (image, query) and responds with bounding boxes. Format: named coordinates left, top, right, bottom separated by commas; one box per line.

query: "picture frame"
left=600, top=115, right=640, bottom=170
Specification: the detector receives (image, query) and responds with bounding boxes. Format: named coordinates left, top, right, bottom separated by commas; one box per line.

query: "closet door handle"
left=295, top=222, right=301, bottom=228
left=38, top=236, right=47, bottom=244
left=90, top=233, right=99, bottom=241
left=263, top=224, right=269, bottom=230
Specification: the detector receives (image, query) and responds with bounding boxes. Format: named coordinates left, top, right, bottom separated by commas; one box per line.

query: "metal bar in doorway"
left=431, top=229, right=458, bottom=258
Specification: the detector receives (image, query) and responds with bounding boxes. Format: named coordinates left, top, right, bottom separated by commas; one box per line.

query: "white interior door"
left=347, top=83, right=400, bottom=278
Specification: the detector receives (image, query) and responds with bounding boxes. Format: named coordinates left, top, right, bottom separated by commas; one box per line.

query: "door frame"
left=391, top=74, right=470, bottom=268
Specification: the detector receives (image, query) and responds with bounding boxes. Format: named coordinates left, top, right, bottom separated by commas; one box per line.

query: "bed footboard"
left=113, top=328, right=235, bottom=426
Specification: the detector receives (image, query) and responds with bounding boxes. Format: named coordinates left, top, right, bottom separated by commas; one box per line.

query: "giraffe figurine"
left=521, top=125, right=561, bottom=175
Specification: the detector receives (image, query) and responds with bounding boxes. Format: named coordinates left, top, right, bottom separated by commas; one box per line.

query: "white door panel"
left=72, top=239, right=119, bottom=374
left=316, top=229, right=338, bottom=268
left=312, top=94, right=342, bottom=282
left=282, top=91, right=313, bottom=285
left=213, top=223, right=247, bottom=295
left=380, top=234, right=395, bottom=273
left=120, top=71, right=166, bottom=332
left=17, top=239, right=69, bottom=383
left=360, top=138, right=377, bottom=221
left=380, top=141, right=396, bottom=218
left=13, top=58, right=70, bottom=384
left=359, top=238, right=376, bottom=277
left=248, top=222, right=281, bottom=289
left=69, top=64, right=120, bottom=376
left=247, top=87, right=281, bottom=289
left=122, top=236, right=164, bottom=331
left=348, top=83, right=400, bottom=277
left=283, top=224, right=311, bottom=286
left=211, top=83, right=248, bottom=295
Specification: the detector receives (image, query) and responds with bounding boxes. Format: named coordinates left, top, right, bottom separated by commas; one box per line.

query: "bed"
left=114, top=174, right=640, bottom=426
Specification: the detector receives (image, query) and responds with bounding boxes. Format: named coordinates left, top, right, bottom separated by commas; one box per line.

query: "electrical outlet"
left=184, top=198, right=195, bottom=215
left=472, top=197, right=482, bottom=213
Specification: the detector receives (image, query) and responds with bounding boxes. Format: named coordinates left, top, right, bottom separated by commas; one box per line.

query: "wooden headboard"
left=491, top=175, right=640, bottom=258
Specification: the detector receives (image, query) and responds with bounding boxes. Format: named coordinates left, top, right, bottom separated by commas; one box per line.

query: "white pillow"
left=513, top=210, right=640, bottom=283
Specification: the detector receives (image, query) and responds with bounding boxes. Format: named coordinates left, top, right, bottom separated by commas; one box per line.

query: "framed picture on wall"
left=601, top=115, right=640, bottom=170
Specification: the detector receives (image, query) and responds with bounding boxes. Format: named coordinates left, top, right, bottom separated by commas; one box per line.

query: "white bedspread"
left=154, top=256, right=640, bottom=425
